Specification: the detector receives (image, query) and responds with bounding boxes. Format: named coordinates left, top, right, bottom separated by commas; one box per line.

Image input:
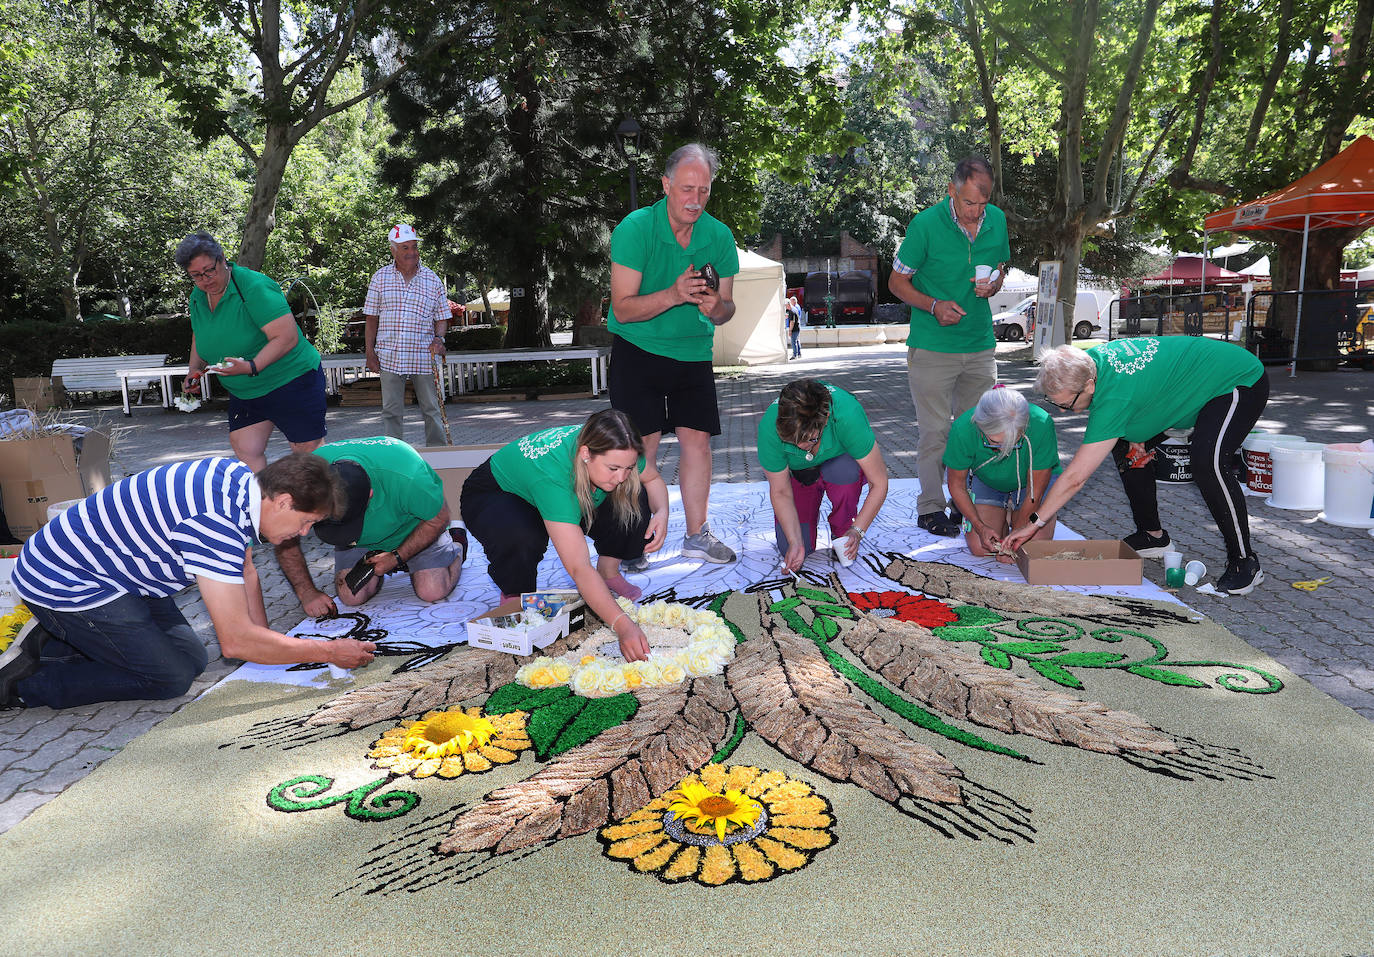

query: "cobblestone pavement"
left=3, top=341, right=1371, bottom=833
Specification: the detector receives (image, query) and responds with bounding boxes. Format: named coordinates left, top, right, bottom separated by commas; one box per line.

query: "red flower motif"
left=848, top=591, right=958, bottom=628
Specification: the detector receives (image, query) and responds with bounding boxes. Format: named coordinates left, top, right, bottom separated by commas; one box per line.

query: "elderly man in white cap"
left=364, top=224, right=451, bottom=447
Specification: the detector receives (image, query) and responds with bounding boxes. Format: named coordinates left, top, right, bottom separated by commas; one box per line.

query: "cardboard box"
left=417, top=443, right=504, bottom=518
left=1015, top=539, right=1144, bottom=586
left=466, top=594, right=588, bottom=656
left=0, top=429, right=112, bottom=540
left=13, top=377, right=66, bottom=412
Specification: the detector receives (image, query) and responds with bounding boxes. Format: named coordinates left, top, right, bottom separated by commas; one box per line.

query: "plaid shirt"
left=364, top=262, right=449, bottom=375
left=892, top=197, right=987, bottom=276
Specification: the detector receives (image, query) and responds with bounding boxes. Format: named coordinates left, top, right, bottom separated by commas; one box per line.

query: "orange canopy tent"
left=1202, top=135, right=1374, bottom=369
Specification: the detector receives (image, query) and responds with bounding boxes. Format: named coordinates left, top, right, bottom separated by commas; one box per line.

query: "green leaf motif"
left=551, top=694, right=639, bottom=757
left=1124, top=664, right=1209, bottom=688
left=525, top=694, right=587, bottom=758
left=1051, top=651, right=1128, bottom=667
left=484, top=682, right=570, bottom=715
left=981, top=646, right=1013, bottom=669
left=813, top=616, right=840, bottom=642
left=938, top=625, right=999, bottom=644
left=950, top=605, right=1005, bottom=626
left=996, top=641, right=1066, bottom=655
left=1028, top=659, right=1084, bottom=690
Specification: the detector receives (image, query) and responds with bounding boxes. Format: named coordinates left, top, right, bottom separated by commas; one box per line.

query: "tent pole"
left=1291, top=214, right=1311, bottom=378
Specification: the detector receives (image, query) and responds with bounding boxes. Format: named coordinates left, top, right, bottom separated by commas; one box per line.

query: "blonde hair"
left=1035, top=345, right=1096, bottom=396
left=572, top=409, right=645, bottom=530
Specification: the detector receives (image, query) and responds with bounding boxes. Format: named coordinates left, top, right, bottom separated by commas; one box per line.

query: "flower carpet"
left=0, top=481, right=1371, bottom=954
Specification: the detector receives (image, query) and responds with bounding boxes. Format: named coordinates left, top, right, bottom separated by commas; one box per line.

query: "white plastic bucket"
left=1266, top=442, right=1326, bottom=510
left=1155, top=429, right=1192, bottom=484
left=1242, top=433, right=1306, bottom=496
left=1319, top=443, right=1374, bottom=528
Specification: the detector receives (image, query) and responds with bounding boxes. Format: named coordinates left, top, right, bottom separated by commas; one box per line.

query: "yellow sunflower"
left=598, top=764, right=835, bottom=886
left=369, top=707, right=531, bottom=779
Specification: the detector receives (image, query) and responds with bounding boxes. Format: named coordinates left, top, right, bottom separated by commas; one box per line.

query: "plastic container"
left=1154, top=429, right=1193, bottom=484
left=1267, top=442, right=1326, bottom=510
left=1318, top=443, right=1374, bottom=528
left=45, top=499, right=82, bottom=522
left=1241, top=433, right=1306, bottom=496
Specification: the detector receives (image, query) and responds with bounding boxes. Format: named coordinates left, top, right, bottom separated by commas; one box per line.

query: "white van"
left=992, top=289, right=1114, bottom=341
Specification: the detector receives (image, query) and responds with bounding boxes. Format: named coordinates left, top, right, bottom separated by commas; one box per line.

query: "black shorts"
left=608, top=336, right=721, bottom=437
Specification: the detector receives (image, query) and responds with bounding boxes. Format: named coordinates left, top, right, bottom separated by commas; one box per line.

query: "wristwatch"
left=1029, top=512, right=1047, bottom=528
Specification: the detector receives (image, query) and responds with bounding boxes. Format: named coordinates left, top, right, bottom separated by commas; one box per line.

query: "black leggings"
left=1112, top=372, right=1270, bottom=561
left=460, top=460, right=651, bottom=596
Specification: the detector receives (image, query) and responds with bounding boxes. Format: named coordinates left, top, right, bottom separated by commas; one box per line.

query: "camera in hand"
left=698, top=263, right=719, bottom=291
left=344, top=551, right=384, bottom=594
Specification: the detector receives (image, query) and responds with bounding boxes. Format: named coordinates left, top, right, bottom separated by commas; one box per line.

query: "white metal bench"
left=53, top=355, right=169, bottom=401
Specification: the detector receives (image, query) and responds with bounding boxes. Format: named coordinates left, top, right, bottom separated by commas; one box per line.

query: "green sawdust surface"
left=1, top=592, right=1372, bottom=956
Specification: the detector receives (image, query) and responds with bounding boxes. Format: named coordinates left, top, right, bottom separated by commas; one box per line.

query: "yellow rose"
left=572, top=665, right=604, bottom=697
left=580, top=654, right=597, bottom=666
left=636, top=662, right=663, bottom=685
left=659, top=663, right=686, bottom=684
left=531, top=667, right=561, bottom=687
left=623, top=668, right=643, bottom=689
left=550, top=661, right=572, bottom=682
left=596, top=668, right=628, bottom=695
left=681, top=650, right=720, bottom=678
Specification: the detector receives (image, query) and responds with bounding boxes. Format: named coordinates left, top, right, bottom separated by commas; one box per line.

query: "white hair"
left=665, top=143, right=719, bottom=182
left=971, top=386, right=1029, bottom=459
left=1035, top=345, right=1096, bottom=396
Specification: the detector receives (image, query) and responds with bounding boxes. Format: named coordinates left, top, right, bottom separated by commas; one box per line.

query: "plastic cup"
left=1184, top=560, right=1206, bottom=586
left=1165, top=567, right=1186, bottom=588
left=1163, top=552, right=1183, bottom=571
left=834, top=542, right=856, bottom=567
left=975, top=265, right=993, bottom=281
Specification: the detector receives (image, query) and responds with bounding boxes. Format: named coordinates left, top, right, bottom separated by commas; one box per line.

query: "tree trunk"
left=236, top=126, right=295, bottom=271
left=501, top=58, right=551, bottom=348
left=1055, top=231, right=1083, bottom=344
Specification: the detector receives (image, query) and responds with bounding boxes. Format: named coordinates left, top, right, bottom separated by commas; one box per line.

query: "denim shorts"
left=334, top=535, right=462, bottom=579
left=227, top=365, right=327, bottom=443
left=967, top=471, right=1058, bottom=510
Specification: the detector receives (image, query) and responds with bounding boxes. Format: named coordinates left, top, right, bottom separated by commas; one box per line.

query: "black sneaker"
left=1123, top=529, right=1173, bottom=558
left=0, top=618, right=48, bottom=708
left=948, top=506, right=963, bottom=529
left=917, top=510, right=960, bottom=537
left=1217, top=555, right=1264, bottom=595
left=447, top=526, right=468, bottom=565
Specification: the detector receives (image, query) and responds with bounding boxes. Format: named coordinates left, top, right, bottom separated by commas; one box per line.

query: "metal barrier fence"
left=1109, top=289, right=1373, bottom=369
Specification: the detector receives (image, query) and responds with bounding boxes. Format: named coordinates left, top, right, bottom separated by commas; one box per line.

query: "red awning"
left=1136, top=256, right=1247, bottom=286
left=1204, top=135, right=1374, bottom=234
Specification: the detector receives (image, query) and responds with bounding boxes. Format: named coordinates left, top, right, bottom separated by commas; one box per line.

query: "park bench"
left=52, top=355, right=169, bottom=402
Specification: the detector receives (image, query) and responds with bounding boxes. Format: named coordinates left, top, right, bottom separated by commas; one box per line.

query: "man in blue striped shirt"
left=2, top=454, right=377, bottom=709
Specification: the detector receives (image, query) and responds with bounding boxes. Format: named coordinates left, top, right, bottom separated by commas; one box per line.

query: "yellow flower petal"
left=769, top=812, right=833, bottom=829
left=698, top=764, right=727, bottom=792
left=766, top=796, right=828, bottom=815
left=601, top=819, right=664, bottom=841
left=698, top=844, right=737, bottom=885
left=731, top=841, right=775, bottom=882
left=413, top=758, right=442, bottom=779
left=661, top=845, right=701, bottom=882
left=607, top=831, right=668, bottom=860
left=762, top=779, right=814, bottom=801
left=633, top=839, right=680, bottom=872
left=438, top=756, right=466, bottom=778
left=767, top=826, right=834, bottom=850
left=480, top=745, right=517, bottom=764
left=724, top=765, right=761, bottom=792
left=754, top=836, right=808, bottom=871
left=462, top=751, right=492, bottom=773
left=746, top=769, right=787, bottom=797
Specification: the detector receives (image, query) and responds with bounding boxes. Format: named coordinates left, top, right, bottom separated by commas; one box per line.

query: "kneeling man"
left=3, top=454, right=377, bottom=710
left=275, top=436, right=466, bottom=616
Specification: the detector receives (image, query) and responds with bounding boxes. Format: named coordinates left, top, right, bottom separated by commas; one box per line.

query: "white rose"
left=596, top=668, right=628, bottom=695
left=571, top=665, right=604, bottom=697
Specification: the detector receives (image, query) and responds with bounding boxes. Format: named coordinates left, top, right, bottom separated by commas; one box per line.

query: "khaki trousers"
left=906, top=346, right=997, bottom=515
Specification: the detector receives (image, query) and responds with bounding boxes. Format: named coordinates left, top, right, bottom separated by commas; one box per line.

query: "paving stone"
left=11, top=728, right=103, bottom=772
left=0, top=789, right=57, bottom=832
left=0, top=766, right=43, bottom=803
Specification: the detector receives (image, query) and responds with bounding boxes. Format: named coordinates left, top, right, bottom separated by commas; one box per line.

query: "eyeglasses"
left=1050, top=387, right=1083, bottom=412
left=187, top=264, right=220, bottom=282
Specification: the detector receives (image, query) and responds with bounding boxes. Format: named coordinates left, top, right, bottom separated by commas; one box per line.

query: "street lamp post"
left=614, top=115, right=642, bottom=212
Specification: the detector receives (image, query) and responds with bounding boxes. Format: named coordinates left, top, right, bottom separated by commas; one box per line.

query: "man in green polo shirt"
left=888, top=156, right=1011, bottom=538
left=607, top=142, right=740, bottom=569
left=273, top=437, right=466, bottom=616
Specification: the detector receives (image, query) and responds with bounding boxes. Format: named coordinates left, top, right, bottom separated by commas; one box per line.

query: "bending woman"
left=757, top=379, right=889, bottom=572
left=944, top=386, right=1061, bottom=562
left=1003, top=339, right=1269, bottom=595
left=461, top=409, right=669, bottom=661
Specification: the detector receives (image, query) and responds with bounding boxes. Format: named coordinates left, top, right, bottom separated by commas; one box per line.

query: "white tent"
left=1239, top=256, right=1271, bottom=278
left=712, top=249, right=787, bottom=366
left=464, top=289, right=510, bottom=313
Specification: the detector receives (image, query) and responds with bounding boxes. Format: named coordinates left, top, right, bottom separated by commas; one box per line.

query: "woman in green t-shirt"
left=1003, top=340, right=1269, bottom=595
left=175, top=232, right=326, bottom=472
left=756, top=379, right=889, bottom=572
left=461, top=409, right=669, bottom=662
left=944, top=386, right=1061, bottom=562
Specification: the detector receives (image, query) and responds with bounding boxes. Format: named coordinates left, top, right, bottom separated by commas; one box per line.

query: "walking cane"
left=431, top=354, right=453, bottom=445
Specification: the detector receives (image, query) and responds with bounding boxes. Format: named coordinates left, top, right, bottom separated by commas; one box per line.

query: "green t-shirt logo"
left=1102, top=338, right=1159, bottom=375
left=519, top=426, right=580, bottom=461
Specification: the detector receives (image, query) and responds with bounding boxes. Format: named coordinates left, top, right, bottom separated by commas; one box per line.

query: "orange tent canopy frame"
left=1205, top=135, right=1374, bottom=234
